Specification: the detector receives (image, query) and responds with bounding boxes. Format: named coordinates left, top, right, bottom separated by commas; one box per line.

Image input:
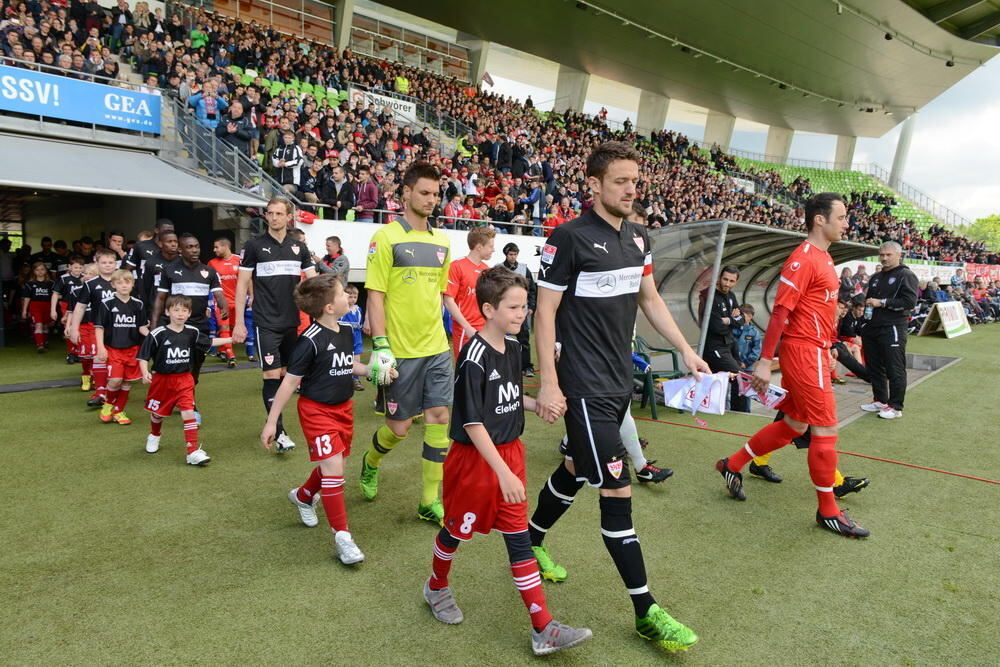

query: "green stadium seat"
left=229, top=65, right=243, bottom=77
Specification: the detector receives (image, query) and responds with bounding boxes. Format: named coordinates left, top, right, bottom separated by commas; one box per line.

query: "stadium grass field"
left=1, top=329, right=998, bottom=665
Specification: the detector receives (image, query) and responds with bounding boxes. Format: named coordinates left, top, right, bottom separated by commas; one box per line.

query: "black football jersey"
left=138, top=324, right=213, bottom=374
left=76, top=277, right=116, bottom=324
left=156, top=260, right=221, bottom=330
left=141, top=252, right=178, bottom=308
left=125, top=239, right=160, bottom=279
left=57, top=274, right=84, bottom=307
left=450, top=334, right=524, bottom=446
left=20, top=280, right=54, bottom=302
left=94, top=296, right=147, bottom=348
left=240, top=231, right=313, bottom=329
left=286, top=322, right=356, bottom=405
left=537, top=208, right=652, bottom=398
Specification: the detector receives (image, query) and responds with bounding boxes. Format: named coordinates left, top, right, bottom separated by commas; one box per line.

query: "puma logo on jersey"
left=539, top=265, right=549, bottom=278
left=488, top=369, right=501, bottom=381
left=173, top=270, right=182, bottom=276
left=404, top=248, right=415, bottom=257
left=260, top=247, right=272, bottom=254
left=593, top=241, right=608, bottom=253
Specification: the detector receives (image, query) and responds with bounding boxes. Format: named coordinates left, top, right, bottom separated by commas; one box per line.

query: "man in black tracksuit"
left=700, top=265, right=749, bottom=412
left=861, top=242, right=918, bottom=419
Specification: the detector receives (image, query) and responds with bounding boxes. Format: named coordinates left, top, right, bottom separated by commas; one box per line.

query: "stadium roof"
left=0, top=135, right=266, bottom=207
left=375, top=0, right=999, bottom=137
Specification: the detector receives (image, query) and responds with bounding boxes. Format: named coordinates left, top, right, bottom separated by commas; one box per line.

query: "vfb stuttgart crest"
left=291, top=244, right=300, bottom=255
left=606, top=457, right=623, bottom=479
left=436, top=249, right=446, bottom=265
left=200, top=270, right=209, bottom=278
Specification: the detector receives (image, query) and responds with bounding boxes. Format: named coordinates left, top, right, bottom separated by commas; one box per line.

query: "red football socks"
left=92, top=362, right=108, bottom=397
left=149, top=415, right=163, bottom=436
left=808, top=434, right=840, bottom=516
left=105, top=388, right=120, bottom=409
left=81, top=358, right=93, bottom=377
left=429, top=534, right=457, bottom=590
left=115, top=387, right=130, bottom=412
left=33, top=332, right=45, bottom=347
left=297, top=466, right=322, bottom=503
left=320, top=475, right=347, bottom=532
left=511, top=559, right=553, bottom=631
left=728, top=419, right=804, bottom=471
left=182, top=418, right=199, bottom=454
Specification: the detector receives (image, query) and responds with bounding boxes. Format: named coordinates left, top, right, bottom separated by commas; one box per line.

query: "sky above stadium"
left=485, top=53, right=1000, bottom=225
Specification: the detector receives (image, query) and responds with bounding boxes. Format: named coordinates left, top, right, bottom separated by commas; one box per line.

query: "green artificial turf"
left=0, top=328, right=997, bottom=664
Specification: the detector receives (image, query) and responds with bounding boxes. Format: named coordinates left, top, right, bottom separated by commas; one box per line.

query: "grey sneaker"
left=423, top=577, right=463, bottom=624
left=333, top=530, right=365, bottom=565
left=531, top=619, right=593, bottom=656
left=288, top=488, right=319, bottom=527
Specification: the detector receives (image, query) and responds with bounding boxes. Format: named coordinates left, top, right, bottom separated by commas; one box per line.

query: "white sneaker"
left=860, top=401, right=889, bottom=413
left=878, top=407, right=902, bottom=420
left=186, top=448, right=211, bottom=466
left=276, top=433, right=296, bottom=453
left=145, top=434, right=160, bottom=454
left=334, top=530, right=365, bottom=565
left=288, top=488, right=319, bottom=527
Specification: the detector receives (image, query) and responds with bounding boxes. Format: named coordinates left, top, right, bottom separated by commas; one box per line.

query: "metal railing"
left=346, top=81, right=474, bottom=145
left=349, top=26, right=470, bottom=81
left=725, top=147, right=971, bottom=227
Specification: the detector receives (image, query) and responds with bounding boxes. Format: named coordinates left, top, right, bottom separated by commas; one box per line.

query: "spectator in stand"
left=187, top=79, right=227, bottom=129
left=272, top=130, right=303, bottom=194
left=215, top=100, right=253, bottom=157
left=352, top=165, right=378, bottom=222
left=319, top=164, right=355, bottom=219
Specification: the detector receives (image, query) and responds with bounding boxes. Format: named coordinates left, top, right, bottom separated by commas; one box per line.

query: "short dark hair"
left=740, top=303, right=755, bottom=316
left=804, top=192, right=845, bottom=232
left=476, top=265, right=528, bottom=316
left=68, top=255, right=86, bottom=265
left=178, top=232, right=198, bottom=244
left=214, top=236, right=232, bottom=248
left=288, top=228, right=306, bottom=241
left=159, top=230, right=177, bottom=242
left=721, top=265, right=740, bottom=278
left=108, top=230, right=125, bottom=240
left=165, top=294, right=192, bottom=311
left=402, top=161, right=440, bottom=189
left=41, top=236, right=52, bottom=243
left=295, top=274, right=342, bottom=319
left=155, top=218, right=174, bottom=230
left=586, top=141, right=641, bottom=180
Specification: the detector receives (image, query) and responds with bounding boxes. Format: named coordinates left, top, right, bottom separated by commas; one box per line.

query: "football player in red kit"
left=716, top=192, right=869, bottom=538
left=208, top=237, right=242, bottom=367
left=260, top=275, right=382, bottom=565
left=423, top=266, right=592, bottom=656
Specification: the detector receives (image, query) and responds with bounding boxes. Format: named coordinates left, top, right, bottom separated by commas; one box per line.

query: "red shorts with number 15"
left=297, top=395, right=353, bottom=461
left=443, top=439, right=528, bottom=541
left=144, top=372, right=195, bottom=417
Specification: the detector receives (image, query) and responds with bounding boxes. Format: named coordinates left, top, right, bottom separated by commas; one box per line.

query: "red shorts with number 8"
left=442, top=438, right=528, bottom=541
left=297, top=395, right=353, bottom=461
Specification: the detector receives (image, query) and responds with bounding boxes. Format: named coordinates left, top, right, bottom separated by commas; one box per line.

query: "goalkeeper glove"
left=368, top=335, right=397, bottom=385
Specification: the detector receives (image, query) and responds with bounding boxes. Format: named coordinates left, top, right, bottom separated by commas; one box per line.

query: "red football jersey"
left=208, top=255, right=241, bottom=304
left=446, top=257, right=487, bottom=331
left=773, top=240, right=839, bottom=349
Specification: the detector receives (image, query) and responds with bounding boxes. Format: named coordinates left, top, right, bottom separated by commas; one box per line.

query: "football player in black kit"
left=235, top=196, right=317, bottom=453
left=529, top=142, right=710, bottom=653
left=261, top=275, right=381, bottom=565
left=94, top=270, right=149, bottom=425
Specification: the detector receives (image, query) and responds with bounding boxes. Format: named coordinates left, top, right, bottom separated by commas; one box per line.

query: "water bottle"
left=863, top=304, right=873, bottom=320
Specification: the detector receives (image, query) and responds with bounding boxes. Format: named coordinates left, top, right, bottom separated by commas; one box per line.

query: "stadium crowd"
left=0, top=0, right=996, bottom=264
